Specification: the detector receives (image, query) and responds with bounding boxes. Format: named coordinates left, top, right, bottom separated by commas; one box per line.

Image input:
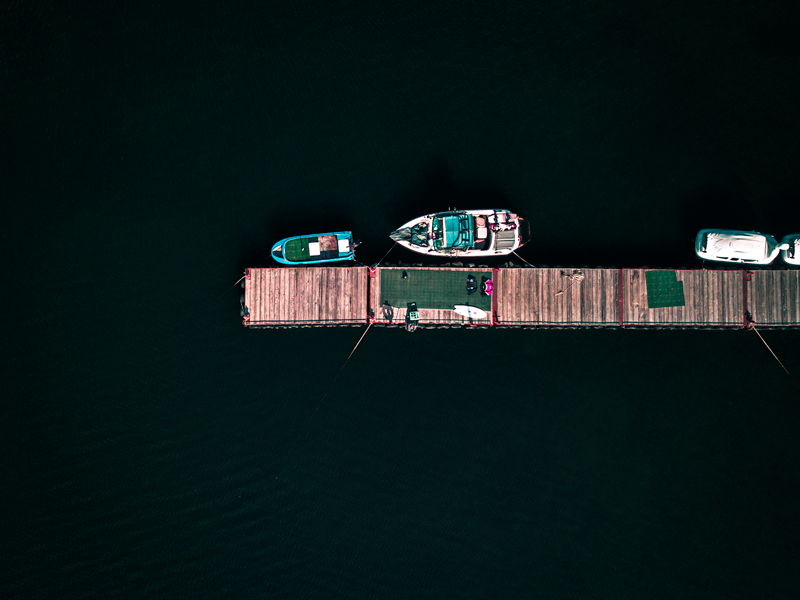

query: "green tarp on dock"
left=645, top=270, right=685, bottom=308
left=380, top=269, right=492, bottom=310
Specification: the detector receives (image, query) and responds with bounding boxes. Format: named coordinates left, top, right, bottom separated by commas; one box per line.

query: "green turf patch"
left=284, top=238, right=311, bottom=261
left=380, top=269, right=492, bottom=310
left=645, top=270, right=685, bottom=308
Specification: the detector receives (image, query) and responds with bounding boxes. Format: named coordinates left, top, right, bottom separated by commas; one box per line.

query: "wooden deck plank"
left=243, top=266, right=367, bottom=325
left=621, top=269, right=744, bottom=327
left=749, top=270, right=800, bottom=326
left=243, top=266, right=798, bottom=328
left=491, top=268, right=619, bottom=325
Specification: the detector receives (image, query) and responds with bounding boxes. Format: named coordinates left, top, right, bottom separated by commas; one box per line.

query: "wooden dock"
left=242, top=266, right=800, bottom=330
left=621, top=269, right=745, bottom=328
left=243, top=267, right=367, bottom=326
left=748, top=270, right=800, bottom=327
left=494, top=268, right=619, bottom=326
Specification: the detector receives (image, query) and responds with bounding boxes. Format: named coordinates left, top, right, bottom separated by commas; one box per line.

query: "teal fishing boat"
left=270, top=231, right=358, bottom=265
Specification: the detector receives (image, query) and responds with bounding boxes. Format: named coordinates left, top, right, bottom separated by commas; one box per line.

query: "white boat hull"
left=694, top=229, right=788, bottom=265
left=390, top=209, right=530, bottom=257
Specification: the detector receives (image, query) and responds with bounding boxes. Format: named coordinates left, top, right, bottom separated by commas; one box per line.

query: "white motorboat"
left=694, top=229, right=788, bottom=265
left=389, top=209, right=530, bottom=257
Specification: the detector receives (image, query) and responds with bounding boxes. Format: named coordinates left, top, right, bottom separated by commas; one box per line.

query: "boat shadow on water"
left=388, top=160, right=520, bottom=232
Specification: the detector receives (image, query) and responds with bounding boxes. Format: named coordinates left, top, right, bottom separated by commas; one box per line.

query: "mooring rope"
left=318, top=321, right=374, bottom=404
left=555, top=269, right=584, bottom=296
left=751, top=325, right=800, bottom=390
left=374, top=242, right=397, bottom=267
left=218, top=275, right=246, bottom=299
left=512, top=250, right=534, bottom=267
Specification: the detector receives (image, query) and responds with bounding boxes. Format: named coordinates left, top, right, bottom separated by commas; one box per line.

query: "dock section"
left=494, top=267, right=619, bottom=326
left=622, top=269, right=745, bottom=328
left=369, top=266, right=493, bottom=326
left=243, top=267, right=368, bottom=327
left=748, top=270, right=800, bottom=327
left=243, top=265, right=800, bottom=329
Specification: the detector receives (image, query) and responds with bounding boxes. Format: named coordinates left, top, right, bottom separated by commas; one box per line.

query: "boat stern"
left=781, top=234, right=799, bottom=265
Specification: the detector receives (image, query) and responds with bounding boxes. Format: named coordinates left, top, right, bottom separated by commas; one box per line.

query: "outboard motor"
left=405, top=302, right=419, bottom=332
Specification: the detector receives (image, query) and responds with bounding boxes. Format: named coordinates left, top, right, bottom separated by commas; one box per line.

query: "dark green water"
left=3, top=1, right=799, bottom=598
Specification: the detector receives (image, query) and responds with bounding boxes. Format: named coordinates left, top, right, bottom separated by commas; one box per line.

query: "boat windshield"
left=706, top=233, right=767, bottom=261
left=432, top=215, right=473, bottom=250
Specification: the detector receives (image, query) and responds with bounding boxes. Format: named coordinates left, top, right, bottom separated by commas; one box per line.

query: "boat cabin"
left=430, top=211, right=520, bottom=252
left=272, top=233, right=352, bottom=264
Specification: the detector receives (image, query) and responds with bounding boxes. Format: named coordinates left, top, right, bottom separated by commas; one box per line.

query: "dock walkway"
left=242, top=266, right=800, bottom=330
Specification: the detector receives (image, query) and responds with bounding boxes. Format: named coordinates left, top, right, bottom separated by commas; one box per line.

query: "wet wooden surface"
left=622, top=269, right=744, bottom=327
left=244, top=267, right=367, bottom=325
left=243, top=265, right=800, bottom=328
left=494, top=268, right=619, bottom=325
left=748, top=270, right=800, bottom=326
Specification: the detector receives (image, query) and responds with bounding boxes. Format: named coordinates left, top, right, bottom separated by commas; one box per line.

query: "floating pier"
left=242, top=266, right=800, bottom=330
left=243, top=267, right=366, bottom=326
